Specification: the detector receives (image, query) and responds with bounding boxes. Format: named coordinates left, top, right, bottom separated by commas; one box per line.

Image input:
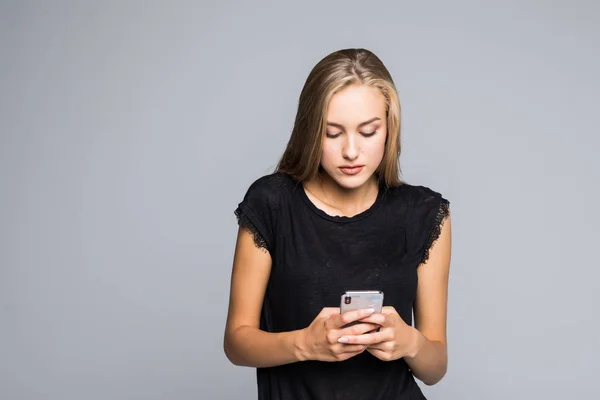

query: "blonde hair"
left=276, top=48, right=404, bottom=187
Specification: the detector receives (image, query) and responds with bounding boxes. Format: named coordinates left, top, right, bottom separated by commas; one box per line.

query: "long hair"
left=276, top=48, right=404, bottom=187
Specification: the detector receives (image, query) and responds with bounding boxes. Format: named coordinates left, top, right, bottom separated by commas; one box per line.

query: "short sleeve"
left=411, top=187, right=451, bottom=265
left=234, top=175, right=280, bottom=253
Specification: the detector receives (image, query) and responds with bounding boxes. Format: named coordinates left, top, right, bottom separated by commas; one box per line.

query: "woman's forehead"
left=327, top=85, right=386, bottom=125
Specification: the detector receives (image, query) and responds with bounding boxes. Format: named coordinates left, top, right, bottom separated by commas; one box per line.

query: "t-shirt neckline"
left=294, top=176, right=387, bottom=223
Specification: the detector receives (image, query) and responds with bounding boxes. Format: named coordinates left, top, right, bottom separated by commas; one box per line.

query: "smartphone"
left=339, top=290, right=384, bottom=330
left=340, top=290, right=384, bottom=314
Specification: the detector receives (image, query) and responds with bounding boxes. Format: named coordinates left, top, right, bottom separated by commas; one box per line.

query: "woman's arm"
left=404, top=213, right=452, bottom=385
left=223, top=227, right=305, bottom=367
left=223, top=226, right=378, bottom=367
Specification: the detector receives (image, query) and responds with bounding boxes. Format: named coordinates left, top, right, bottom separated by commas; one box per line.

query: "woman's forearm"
left=404, top=328, right=448, bottom=386
left=224, top=326, right=306, bottom=368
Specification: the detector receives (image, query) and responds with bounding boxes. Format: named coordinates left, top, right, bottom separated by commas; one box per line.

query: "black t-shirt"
left=234, top=172, right=450, bottom=400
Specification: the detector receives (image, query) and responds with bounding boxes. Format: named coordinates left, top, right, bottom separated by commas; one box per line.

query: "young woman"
left=224, top=48, right=451, bottom=400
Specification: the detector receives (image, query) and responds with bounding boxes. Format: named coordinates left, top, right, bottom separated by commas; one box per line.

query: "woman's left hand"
left=337, top=306, right=420, bottom=361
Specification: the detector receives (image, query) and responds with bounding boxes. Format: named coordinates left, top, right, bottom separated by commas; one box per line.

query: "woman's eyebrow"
left=326, top=117, right=381, bottom=129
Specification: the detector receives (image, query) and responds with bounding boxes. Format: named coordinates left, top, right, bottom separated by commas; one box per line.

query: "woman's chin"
left=329, top=170, right=373, bottom=190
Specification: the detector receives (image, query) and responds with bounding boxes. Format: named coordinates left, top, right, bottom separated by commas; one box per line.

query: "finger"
left=339, top=323, right=380, bottom=337
left=364, top=341, right=389, bottom=351
left=364, top=312, right=403, bottom=328
left=335, top=344, right=366, bottom=353
left=357, top=314, right=386, bottom=326
left=338, top=330, right=390, bottom=345
left=336, top=308, right=376, bottom=328
left=366, top=347, right=392, bottom=361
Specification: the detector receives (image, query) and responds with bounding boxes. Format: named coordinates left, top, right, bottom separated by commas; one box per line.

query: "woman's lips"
left=339, top=166, right=364, bottom=175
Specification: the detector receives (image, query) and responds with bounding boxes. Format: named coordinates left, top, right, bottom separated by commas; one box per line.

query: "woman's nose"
left=342, top=135, right=359, bottom=161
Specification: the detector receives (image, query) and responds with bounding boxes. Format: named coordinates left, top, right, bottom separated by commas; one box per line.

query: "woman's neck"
left=305, top=172, right=379, bottom=218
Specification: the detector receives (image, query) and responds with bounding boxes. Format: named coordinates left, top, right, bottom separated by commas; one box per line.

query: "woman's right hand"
left=297, top=307, right=380, bottom=362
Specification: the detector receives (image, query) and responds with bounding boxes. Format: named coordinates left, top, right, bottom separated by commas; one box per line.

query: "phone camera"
left=344, top=296, right=351, bottom=304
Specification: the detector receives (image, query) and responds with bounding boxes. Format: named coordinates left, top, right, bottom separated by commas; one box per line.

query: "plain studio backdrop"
left=1, top=1, right=599, bottom=399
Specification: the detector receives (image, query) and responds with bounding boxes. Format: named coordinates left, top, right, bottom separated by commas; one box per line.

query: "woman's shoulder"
left=245, top=171, right=294, bottom=189
left=385, top=181, right=450, bottom=264
left=239, top=172, right=297, bottom=207
left=385, top=181, right=449, bottom=206
left=235, top=173, right=295, bottom=252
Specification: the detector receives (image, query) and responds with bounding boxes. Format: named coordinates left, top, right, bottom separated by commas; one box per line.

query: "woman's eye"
left=326, top=131, right=377, bottom=138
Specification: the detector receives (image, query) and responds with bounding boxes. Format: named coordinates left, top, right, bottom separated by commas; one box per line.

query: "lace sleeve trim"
left=421, top=198, right=450, bottom=265
left=234, top=208, right=269, bottom=252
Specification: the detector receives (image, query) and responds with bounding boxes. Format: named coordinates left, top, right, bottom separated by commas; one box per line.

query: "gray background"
left=1, top=0, right=599, bottom=399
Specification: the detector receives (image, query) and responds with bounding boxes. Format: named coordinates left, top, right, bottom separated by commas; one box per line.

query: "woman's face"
left=321, top=84, right=387, bottom=190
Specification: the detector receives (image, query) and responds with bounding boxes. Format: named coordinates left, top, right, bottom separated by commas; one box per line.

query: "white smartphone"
left=340, top=290, right=384, bottom=314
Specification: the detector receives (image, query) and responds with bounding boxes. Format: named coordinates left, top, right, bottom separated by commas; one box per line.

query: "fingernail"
left=338, top=337, right=349, bottom=343
left=365, top=308, right=375, bottom=314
